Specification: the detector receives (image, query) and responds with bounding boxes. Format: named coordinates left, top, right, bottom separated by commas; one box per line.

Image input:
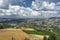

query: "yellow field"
left=0, top=28, right=32, bottom=40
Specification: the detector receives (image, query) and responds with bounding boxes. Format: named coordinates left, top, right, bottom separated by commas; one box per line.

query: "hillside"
left=0, top=17, right=60, bottom=29
left=0, top=28, right=34, bottom=40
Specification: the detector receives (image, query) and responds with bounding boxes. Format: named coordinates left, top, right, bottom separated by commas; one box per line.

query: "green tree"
left=43, top=35, right=48, bottom=40
left=48, top=34, right=56, bottom=40
left=0, top=26, right=4, bottom=29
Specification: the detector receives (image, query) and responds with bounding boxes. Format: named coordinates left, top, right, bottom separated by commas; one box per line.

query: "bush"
left=43, top=35, right=48, bottom=40
left=0, top=26, right=4, bottom=29
left=24, top=38, right=30, bottom=40
left=48, top=34, right=56, bottom=40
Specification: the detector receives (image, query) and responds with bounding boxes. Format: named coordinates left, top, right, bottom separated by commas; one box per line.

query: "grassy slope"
left=53, top=29, right=60, bottom=40
left=23, top=29, right=60, bottom=40
left=23, top=30, right=53, bottom=35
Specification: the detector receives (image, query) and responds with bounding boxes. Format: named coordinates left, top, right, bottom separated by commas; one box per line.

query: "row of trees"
left=0, top=23, right=14, bottom=29
left=43, top=34, right=56, bottom=40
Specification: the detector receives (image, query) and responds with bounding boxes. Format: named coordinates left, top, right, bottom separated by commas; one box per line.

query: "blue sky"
left=11, top=0, right=34, bottom=7
left=0, top=0, right=60, bottom=18
left=10, top=0, right=60, bottom=7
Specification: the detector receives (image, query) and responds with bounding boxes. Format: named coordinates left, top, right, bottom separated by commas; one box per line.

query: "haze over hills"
left=0, top=17, right=60, bottom=22
left=0, top=17, right=60, bottom=29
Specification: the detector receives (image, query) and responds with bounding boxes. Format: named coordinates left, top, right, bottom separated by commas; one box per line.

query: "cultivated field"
left=0, top=28, right=59, bottom=40
left=0, top=28, right=33, bottom=40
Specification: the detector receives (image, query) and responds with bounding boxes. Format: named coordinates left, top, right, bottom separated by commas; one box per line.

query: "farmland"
left=0, top=28, right=33, bottom=40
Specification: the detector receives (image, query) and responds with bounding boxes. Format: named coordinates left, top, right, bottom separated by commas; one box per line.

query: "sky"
left=0, top=0, right=60, bottom=18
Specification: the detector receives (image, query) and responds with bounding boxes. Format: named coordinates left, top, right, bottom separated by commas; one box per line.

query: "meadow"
left=23, top=29, right=60, bottom=40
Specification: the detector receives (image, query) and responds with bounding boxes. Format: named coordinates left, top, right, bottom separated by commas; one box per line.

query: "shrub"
left=48, top=34, right=56, bottom=40
left=43, top=35, right=48, bottom=40
left=24, top=38, right=30, bottom=40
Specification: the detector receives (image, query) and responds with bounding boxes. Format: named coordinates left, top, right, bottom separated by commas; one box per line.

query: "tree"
left=48, top=34, right=56, bottom=40
left=0, top=25, right=4, bottom=29
left=0, top=26, right=4, bottom=29
left=43, top=35, right=48, bottom=40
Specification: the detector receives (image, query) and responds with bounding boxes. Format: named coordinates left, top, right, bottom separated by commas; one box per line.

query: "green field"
left=23, top=30, right=53, bottom=35
left=53, top=29, right=60, bottom=40
left=23, top=29, right=60, bottom=40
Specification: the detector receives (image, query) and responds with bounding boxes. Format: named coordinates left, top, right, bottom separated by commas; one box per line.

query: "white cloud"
left=39, top=11, right=58, bottom=18
left=32, top=1, right=56, bottom=10
left=0, top=4, right=41, bottom=18
left=20, top=10, right=24, bottom=13
left=55, top=2, right=60, bottom=11
left=0, top=0, right=3, bottom=5
left=0, top=13, right=5, bottom=16
left=0, top=0, right=59, bottom=18
left=55, top=6, right=60, bottom=10
left=32, top=1, right=37, bottom=8
left=42, top=1, right=48, bottom=7
left=56, top=2, right=60, bottom=5
left=23, top=14, right=27, bottom=16
left=32, top=10, right=41, bottom=16
left=0, top=4, right=58, bottom=18
left=10, top=0, right=25, bottom=2
left=48, top=3, right=55, bottom=9
left=32, top=1, right=41, bottom=10
left=0, top=0, right=9, bottom=9
left=31, top=0, right=60, bottom=18
left=43, top=1, right=55, bottom=9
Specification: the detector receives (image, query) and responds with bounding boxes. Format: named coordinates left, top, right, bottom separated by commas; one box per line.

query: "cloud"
left=55, top=2, right=60, bottom=11
left=0, top=0, right=60, bottom=18
left=0, top=4, right=41, bottom=18
left=32, top=1, right=56, bottom=10
left=31, top=0, right=60, bottom=18
left=0, top=0, right=9, bottom=9
left=32, top=1, right=42, bottom=10
left=42, top=1, right=55, bottom=10
left=0, top=3, right=59, bottom=18
left=40, top=11, right=58, bottom=18
left=10, top=0, right=25, bottom=2
left=0, top=0, right=3, bottom=5
left=56, top=2, right=60, bottom=6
